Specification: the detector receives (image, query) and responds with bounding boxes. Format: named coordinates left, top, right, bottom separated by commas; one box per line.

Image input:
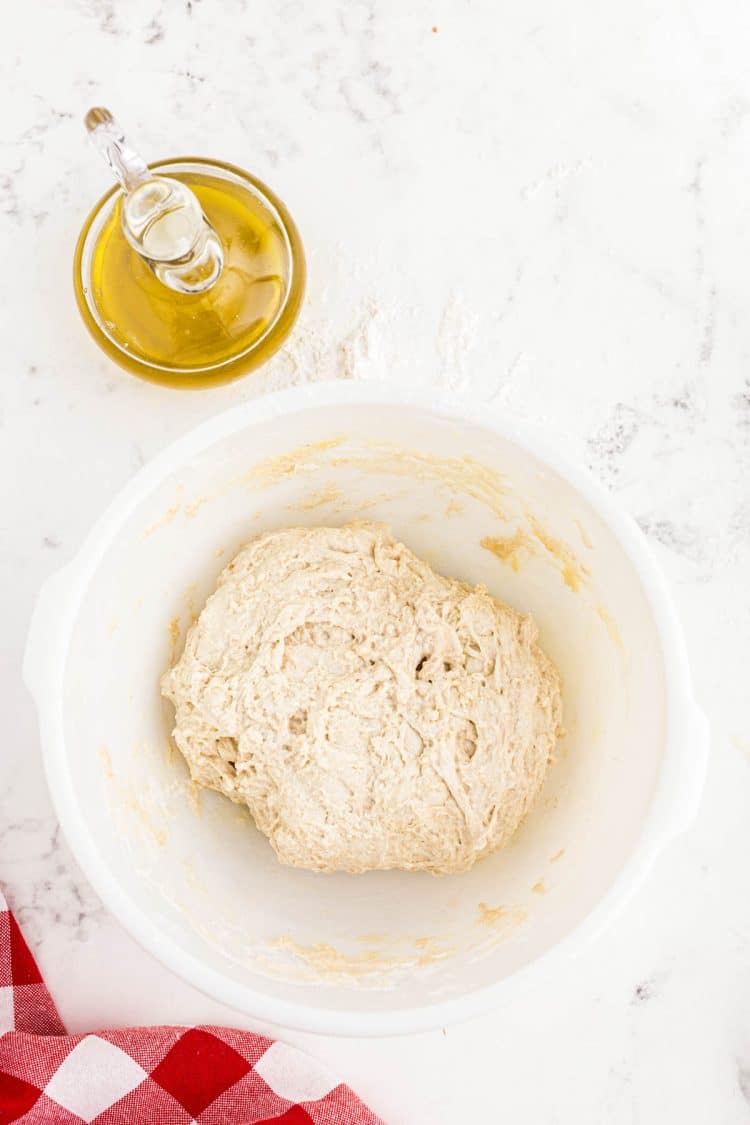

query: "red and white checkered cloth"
left=0, top=889, right=383, bottom=1124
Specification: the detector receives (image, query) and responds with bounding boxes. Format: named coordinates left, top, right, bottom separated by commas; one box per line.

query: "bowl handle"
left=662, top=704, right=710, bottom=843
left=23, top=564, right=78, bottom=705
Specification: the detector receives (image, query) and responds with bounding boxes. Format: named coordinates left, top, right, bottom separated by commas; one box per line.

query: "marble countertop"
left=3, top=1, right=750, bottom=1121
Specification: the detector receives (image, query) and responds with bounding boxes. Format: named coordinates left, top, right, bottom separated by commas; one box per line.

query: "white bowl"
left=24, top=383, right=708, bottom=1036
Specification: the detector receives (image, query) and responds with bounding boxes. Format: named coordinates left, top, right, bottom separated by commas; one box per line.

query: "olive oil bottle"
left=74, top=109, right=305, bottom=388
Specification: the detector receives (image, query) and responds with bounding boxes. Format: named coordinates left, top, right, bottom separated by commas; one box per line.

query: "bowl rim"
left=24, top=382, right=707, bottom=1036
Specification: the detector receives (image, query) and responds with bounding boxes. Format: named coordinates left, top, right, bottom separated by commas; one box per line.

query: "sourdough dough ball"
left=162, top=523, right=561, bottom=874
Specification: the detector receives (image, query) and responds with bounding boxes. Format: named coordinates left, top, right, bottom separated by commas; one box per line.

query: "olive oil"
left=75, top=153, right=305, bottom=388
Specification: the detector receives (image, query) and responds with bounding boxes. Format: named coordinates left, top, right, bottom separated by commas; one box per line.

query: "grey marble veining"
left=1, top=817, right=106, bottom=948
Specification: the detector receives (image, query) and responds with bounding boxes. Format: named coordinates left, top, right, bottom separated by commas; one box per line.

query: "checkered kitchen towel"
left=0, top=889, right=383, bottom=1124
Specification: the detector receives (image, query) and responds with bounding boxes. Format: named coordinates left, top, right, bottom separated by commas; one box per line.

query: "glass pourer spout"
left=84, top=107, right=224, bottom=294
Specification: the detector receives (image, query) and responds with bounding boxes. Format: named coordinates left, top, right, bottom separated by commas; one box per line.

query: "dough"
left=162, top=523, right=561, bottom=874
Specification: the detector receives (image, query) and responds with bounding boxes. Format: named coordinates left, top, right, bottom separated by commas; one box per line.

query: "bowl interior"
left=63, top=402, right=665, bottom=1018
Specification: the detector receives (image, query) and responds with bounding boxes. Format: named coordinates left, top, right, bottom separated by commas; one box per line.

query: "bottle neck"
left=85, top=107, right=224, bottom=294
left=85, top=107, right=150, bottom=193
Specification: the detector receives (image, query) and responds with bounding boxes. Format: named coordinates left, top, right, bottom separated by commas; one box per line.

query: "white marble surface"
left=2, top=1, right=750, bottom=1121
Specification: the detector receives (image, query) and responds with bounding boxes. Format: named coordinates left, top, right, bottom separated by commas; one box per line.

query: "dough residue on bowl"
left=161, top=522, right=561, bottom=874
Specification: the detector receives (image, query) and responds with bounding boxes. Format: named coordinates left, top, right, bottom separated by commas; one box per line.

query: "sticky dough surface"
left=162, top=522, right=562, bottom=874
